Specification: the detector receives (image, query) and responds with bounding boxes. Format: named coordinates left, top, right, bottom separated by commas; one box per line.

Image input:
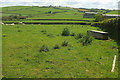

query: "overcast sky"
left=0, top=0, right=120, bottom=10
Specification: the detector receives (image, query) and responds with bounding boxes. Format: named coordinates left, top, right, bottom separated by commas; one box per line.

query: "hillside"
left=107, top=10, right=119, bottom=14
left=2, top=6, right=84, bottom=19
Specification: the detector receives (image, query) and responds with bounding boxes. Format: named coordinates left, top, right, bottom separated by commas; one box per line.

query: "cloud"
left=0, top=0, right=120, bottom=10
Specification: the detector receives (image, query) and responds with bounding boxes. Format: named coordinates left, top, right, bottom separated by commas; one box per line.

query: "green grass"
left=27, top=18, right=95, bottom=21
left=2, top=24, right=118, bottom=78
left=107, top=10, right=119, bottom=14
left=2, top=6, right=84, bottom=19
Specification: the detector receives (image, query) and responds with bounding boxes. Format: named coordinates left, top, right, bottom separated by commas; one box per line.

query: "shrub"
left=61, top=28, right=70, bottom=36
left=75, top=33, right=83, bottom=39
left=62, top=40, right=69, bottom=46
left=80, top=34, right=93, bottom=46
left=40, top=45, right=49, bottom=52
left=53, top=44, right=60, bottom=49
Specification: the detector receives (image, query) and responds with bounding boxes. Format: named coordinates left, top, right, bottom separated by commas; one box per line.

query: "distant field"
left=74, top=8, right=89, bottom=12
left=107, top=10, right=119, bottom=14
left=2, top=24, right=118, bottom=78
left=2, top=6, right=84, bottom=19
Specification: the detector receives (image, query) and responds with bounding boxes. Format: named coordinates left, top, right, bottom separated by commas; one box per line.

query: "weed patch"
left=40, top=45, right=49, bottom=52
left=61, top=27, right=70, bottom=36
left=75, top=33, right=83, bottom=39
left=62, top=40, right=69, bottom=46
left=18, top=30, right=22, bottom=32
left=80, top=34, right=93, bottom=46
left=53, top=44, right=60, bottom=49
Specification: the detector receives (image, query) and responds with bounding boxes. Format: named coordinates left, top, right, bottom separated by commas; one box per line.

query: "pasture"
left=2, top=6, right=84, bottom=19
left=2, top=24, right=118, bottom=78
left=107, top=10, right=119, bottom=14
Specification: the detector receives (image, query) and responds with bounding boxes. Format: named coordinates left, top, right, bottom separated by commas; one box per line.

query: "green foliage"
left=53, top=44, right=60, bottom=49
left=75, top=33, right=83, bottom=39
left=91, top=22, right=103, bottom=27
left=61, top=27, right=70, bottom=36
left=61, top=40, right=69, bottom=46
left=102, top=18, right=120, bottom=40
left=40, top=45, right=49, bottom=52
left=94, top=14, right=104, bottom=22
left=2, top=15, right=26, bottom=21
left=80, top=34, right=93, bottom=46
left=76, top=32, right=93, bottom=46
left=92, top=18, right=120, bottom=41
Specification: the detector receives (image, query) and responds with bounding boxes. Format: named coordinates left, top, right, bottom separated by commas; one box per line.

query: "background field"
left=2, top=6, right=84, bottom=19
left=2, top=24, right=118, bottom=78
left=107, top=10, right=119, bottom=14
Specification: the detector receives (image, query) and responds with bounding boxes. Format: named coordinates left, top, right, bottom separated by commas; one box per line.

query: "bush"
left=61, top=28, right=70, bottom=36
left=53, top=44, right=60, bottom=49
left=40, top=45, right=49, bottom=52
left=75, top=33, right=83, bottom=39
left=80, top=34, right=93, bottom=46
left=62, top=40, right=69, bottom=46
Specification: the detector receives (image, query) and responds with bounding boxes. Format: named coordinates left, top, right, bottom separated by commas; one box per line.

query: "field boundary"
left=27, top=19, right=93, bottom=22
left=3, top=21, right=91, bottom=25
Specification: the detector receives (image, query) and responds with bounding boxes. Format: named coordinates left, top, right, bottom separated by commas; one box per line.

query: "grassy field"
left=107, top=10, right=119, bottom=14
left=2, top=6, right=119, bottom=78
left=2, top=6, right=84, bottom=19
left=2, top=24, right=118, bottom=78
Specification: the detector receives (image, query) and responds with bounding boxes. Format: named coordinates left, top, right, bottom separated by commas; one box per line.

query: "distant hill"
left=2, top=6, right=112, bottom=20
left=2, top=6, right=84, bottom=19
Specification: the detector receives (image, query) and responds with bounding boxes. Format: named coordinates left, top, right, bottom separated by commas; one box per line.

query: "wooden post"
left=111, top=55, right=116, bottom=72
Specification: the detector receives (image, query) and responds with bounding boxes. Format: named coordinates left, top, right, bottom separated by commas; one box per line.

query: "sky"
left=0, top=0, right=120, bottom=10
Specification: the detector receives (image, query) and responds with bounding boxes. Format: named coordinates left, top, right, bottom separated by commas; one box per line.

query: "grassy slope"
left=107, top=10, right=119, bottom=14
left=2, top=6, right=84, bottom=19
left=2, top=24, right=118, bottom=78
